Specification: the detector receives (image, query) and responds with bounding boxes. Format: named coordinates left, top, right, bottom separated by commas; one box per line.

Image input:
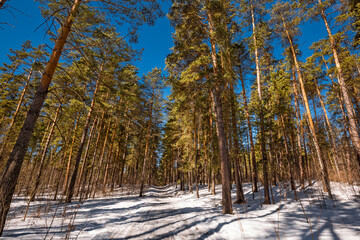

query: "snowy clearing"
left=1, top=182, right=360, bottom=239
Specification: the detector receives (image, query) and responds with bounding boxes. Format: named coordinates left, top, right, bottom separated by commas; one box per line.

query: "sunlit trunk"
left=0, top=0, right=82, bottom=235
left=282, top=15, right=332, bottom=198
left=319, top=1, right=360, bottom=165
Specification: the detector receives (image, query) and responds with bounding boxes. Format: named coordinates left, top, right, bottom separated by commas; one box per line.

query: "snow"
left=2, top=182, right=360, bottom=239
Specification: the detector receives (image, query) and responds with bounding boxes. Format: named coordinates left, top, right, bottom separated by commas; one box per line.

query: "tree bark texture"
left=0, top=0, right=82, bottom=235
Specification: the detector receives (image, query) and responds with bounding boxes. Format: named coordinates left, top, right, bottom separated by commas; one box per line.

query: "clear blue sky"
left=0, top=1, right=48, bottom=62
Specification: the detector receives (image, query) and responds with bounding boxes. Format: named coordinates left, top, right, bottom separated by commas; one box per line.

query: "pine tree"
left=167, top=0, right=236, bottom=214
left=271, top=1, right=332, bottom=197
left=300, top=0, right=360, bottom=171
left=0, top=0, right=163, bottom=234
left=139, top=68, right=165, bottom=197
left=248, top=0, right=272, bottom=204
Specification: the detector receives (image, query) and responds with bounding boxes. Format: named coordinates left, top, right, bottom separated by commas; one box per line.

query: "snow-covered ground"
left=2, top=182, right=360, bottom=239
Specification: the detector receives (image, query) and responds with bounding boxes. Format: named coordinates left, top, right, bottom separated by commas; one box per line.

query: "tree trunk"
left=63, top=113, right=81, bottom=195
left=91, top=117, right=111, bottom=198
left=319, top=2, right=360, bottom=163
left=0, top=61, right=20, bottom=136
left=25, top=121, right=51, bottom=194
left=139, top=104, right=153, bottom=197
left=211, top=170, right=216, bottom=195
left=188, top=170, right=193, bottom=193
left=230, top=85, right=245, bottom=204
left=314, top=78, right=341, bottom=177
left=211, top=89, right=233, bottom=214
left=0, top=0, right=81, bottom=235
left=326, top=64, right=355, bottom=176
left=110, top=146, right=121, bottom=192
left=280, top=115, right=298, bottom=201
left=23, top=104, right=61, bottom=220
left=65, top=70, right=100, bottom=203
left=0, top=64, right=34, bottom=162
left=209, top=104, right=216, bottom=195
left=312, top=98, right=319, bottom=128
left=53, top=125, right=73, bottom=200
left=268, top=135, right=277, bottom=186
left=223, top=96, right=232, bottom=191
left=282, top=15, right=332, bottom=198
left=291, top=67, right=305, bottom=189
left=303, top=131, right=312, bottom=186
left=119, top=130, right=130, bottom=188
left=82, top=111, right=105, bottom=200
left=239, top=66, right=258, bottom=192
left=207, top=8, right=233, bottom=213
left=251, top=0, right=270, bottom=204
left=75, top=117, right=98, bottom=197
left=102, top=121, right=118, bottom=194
left=194, top=111, right=200, bottom=198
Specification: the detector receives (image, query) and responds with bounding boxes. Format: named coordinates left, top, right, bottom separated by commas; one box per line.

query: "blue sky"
left=0, top=1, right=47, bottom=62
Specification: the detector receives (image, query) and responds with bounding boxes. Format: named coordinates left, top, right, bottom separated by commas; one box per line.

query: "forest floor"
left=1, top=182, right=360, bottom=239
